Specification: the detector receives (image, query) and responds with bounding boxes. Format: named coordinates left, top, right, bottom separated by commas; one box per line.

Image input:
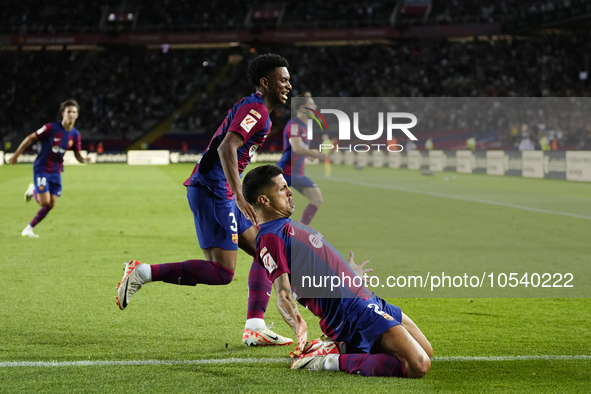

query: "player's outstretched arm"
left=218, top=131, right=258, bottom=225
left=73, top=150, right=90, bottom=164
left=8, top=132, right=37, bottom=164
left=274, top=273, right=307, bottom=350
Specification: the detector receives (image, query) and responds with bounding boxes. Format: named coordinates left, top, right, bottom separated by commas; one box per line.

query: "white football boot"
left=116, top=260, right=145, bottom=310
left=21, top=224, right=39, bottom=238
left=242, top=322, right=293, bottom=346
left=24, top=183, right=35, bottom=202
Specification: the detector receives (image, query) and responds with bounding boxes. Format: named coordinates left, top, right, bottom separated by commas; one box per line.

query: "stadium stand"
left=3, top=1, right=588, bottom=34
left=0, top=50, right=86, bottom=146
left=0, top=0, right=114, bottom=34
left=2, top=1, right=591, bottom=152
left=427, top=0, right=587, bottom=25
left=130, top=0, right=250, bottom=31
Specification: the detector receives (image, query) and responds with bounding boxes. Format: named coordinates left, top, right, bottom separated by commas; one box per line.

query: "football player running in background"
left=242, top=165, right=432, bottom=378
left=8, top=99, right=89, bottom=238
left=116, top=54, right=295, bottom=346
left=276, top=92, right=328, bottom=226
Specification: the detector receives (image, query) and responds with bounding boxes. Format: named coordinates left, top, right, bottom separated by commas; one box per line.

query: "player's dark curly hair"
left=246, top=54, right=289, bottom=87
left=243, top=165, right=284, bottom=207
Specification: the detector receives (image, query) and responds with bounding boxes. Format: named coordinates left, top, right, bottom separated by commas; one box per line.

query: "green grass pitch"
left=1, top=162, right=590, bottom=393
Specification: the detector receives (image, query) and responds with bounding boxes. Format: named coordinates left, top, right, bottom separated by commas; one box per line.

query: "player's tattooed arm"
left=218, top=131, right=258, bottom=225
left=274, top=272, right=307, bottom=350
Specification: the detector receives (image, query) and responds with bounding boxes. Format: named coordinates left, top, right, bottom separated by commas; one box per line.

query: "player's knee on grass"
left=374, top=324, right=431, bottom=378
left=405, top=353, right=431, bottom=378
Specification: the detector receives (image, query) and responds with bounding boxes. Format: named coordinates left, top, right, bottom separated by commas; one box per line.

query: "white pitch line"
left=329, top=178, right=591, bottom=221
left=434, top=355, right=591, bottom=362
left=0, top=358, right=289, bottom=368
left=1, top=355, right=590, bottom=368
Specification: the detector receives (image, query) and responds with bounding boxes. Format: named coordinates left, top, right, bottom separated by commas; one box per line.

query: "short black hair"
left=247, top=54, right=289, bottom=87
left=60, top=99, right=79, bottom=113
left=243, top=165, right=284, bottom=207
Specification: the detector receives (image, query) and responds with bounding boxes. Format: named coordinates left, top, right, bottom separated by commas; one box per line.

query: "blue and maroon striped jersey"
left=276, top=117, right=307, bottom=177
left=255, top=217, right=373, bottom=341
left=33, top=122, right=81, bottom=174
left=184, top=93, right=271, bottom=199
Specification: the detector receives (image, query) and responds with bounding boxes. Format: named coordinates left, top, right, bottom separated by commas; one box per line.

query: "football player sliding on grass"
left=242, top=165, right=432, bottom=377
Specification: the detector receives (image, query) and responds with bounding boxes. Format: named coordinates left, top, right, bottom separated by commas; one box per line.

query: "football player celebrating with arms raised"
left=9, top=99, right=89, bottom=238
left=116, top=54, right=295, bottom=346
left=276, top=92, right=328, bottom=226
left=242, top=165, right=432, bottom=378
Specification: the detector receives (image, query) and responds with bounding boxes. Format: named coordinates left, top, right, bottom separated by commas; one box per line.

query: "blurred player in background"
left=320, top=134, right=332, bottom=178
left=116, top=54, right=295, bottom=346
left=242, top=165, right=432, bottom=378
left=276, top=93, right=328, bottom=226
left=466, top=136, right=476, bottom=151
left=8, top=99, right=89, bottom=238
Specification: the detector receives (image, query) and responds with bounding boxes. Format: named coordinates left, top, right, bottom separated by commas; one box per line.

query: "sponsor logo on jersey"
left=240, top=115, right=257, bottom=133
left=289, top=225, right=295, bottom=236
left=249, top=144, right=259, bottom=157
left=249, top=109, right=262, bottom=119
left=54, top=138, right=61, bottom=142
left=290, top=124, right=299, bottom=137
left=232, top=233, right=238, bottom=244
left=52, top=146, right=67, bottom=154
left=309, top=232, right=324, bottom=249
left=263, top=253, right=277, bottom=273
left=259, top=247, right=268, bottom=258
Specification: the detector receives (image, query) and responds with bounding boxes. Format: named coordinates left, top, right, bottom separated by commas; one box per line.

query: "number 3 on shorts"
left=229, top=212, right=238, bottom=232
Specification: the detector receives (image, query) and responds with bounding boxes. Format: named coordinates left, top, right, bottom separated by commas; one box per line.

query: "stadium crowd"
left=3, top=34, right=591, bottom=150
left=1, top=0, right=110, bottom=34
left=430, top=0, right=586, bottom=24
left=173, top=36, right=591, bottom=149
left=69, top=48, right=219, bottom=140
left=3, top=0, right=588, bottom=34
left=131, top=0, right=250, bottom=31
left=0, top=51, right=84, bottom=147
left=0, top=48, right=219, bottom=144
